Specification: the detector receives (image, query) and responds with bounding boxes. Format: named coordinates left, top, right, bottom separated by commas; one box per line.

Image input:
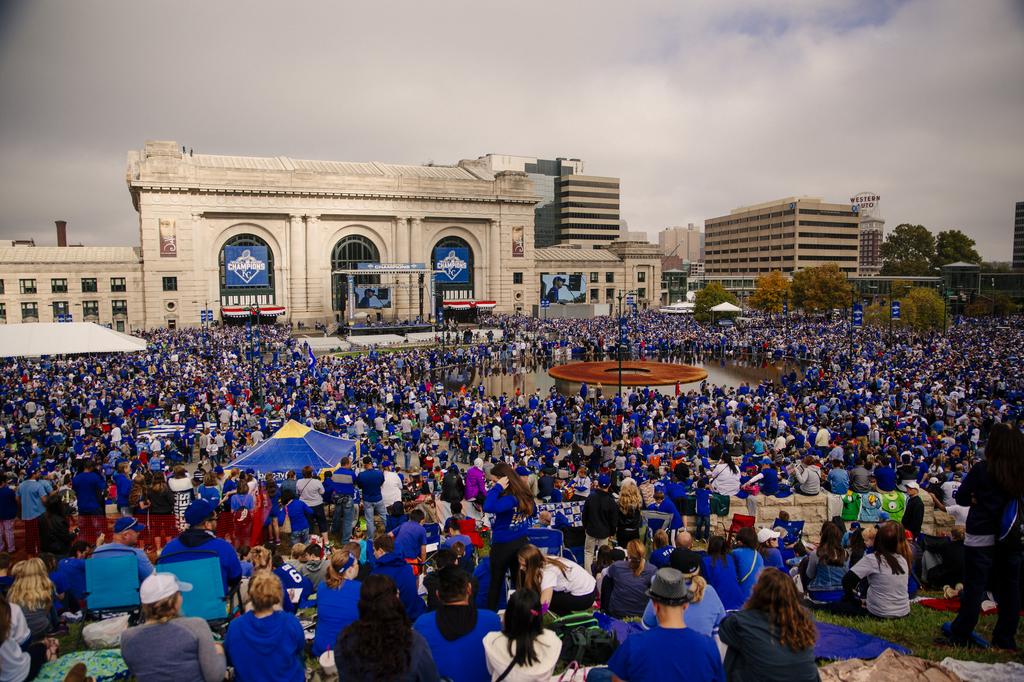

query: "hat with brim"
left=139, top=572, right=192, bottom=605
left=646, top=567, right=692, bottom=606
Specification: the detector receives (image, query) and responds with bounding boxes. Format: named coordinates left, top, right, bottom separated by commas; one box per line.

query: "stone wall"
left=714, top=492, right=956, bottom=542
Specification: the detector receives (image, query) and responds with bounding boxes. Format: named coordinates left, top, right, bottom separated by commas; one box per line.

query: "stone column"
left=288, top=214, right=306, bottom=315
left=304, top=214, right=322, bottom=313
left=489, top=219, right=501, bottom=303
left=410, top=218, right=424, bottom=317
left=394, top=217, right=409, bottom=316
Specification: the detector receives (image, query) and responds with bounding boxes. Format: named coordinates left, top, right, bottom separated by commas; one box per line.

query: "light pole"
left=615, top=289, right=637, bottom=401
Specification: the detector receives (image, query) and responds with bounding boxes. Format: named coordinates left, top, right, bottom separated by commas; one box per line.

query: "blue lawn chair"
left=526, top=528, right=571, bottom=559
left=773, top=519, right=805, bottom=562
left=84, top=553, right=141, bottom=619
left=156, top=550, right=237, bottom=625
left=641, top=510, right=675, bottom=540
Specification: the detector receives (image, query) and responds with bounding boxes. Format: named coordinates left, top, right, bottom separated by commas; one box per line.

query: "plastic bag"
left=83, top=614, right=130, bottom=650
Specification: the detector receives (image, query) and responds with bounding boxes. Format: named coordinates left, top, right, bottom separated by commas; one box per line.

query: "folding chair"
left=423, top=523, right=441, bottom=564
left=725, top=513, right=756, bottom=545
left=156, top=550, right=238, bottom=628
left=526, top=528, right=571, bottom=559
left=641, top=511, right=675, bottom=541
left=456, top=518, right=486, bottom=549
left=773, top=519, right=804, bottom=563
left=83, top=553, right=141, bottom=620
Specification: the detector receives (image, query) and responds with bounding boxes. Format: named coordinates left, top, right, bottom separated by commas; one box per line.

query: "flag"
left=305, top=342, right=317, bottom=372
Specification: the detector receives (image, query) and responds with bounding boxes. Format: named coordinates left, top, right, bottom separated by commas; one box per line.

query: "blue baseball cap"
left=598, top=474, right=611, bottom=488
left=113, top=516, right=146, bottom=533
left=184, top=499, right=216, bottom=527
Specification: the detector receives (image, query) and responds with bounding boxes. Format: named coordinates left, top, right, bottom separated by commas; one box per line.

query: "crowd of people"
left=0, top=311, right=1022, bottom=681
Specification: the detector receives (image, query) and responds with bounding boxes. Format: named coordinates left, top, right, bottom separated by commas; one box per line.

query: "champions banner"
left=434, top=247, right=470, bottom=284
left=224, top=246, right=269, bottom=287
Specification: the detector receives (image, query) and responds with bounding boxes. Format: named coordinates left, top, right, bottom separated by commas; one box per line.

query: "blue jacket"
left=312, top=580, right=361, bottom=657
left=159, top=528, right=242, bottom=592
left=413, top=607, right=501, bottom=682
left=483, top=484, right=534, bottom=544
left=225, top=610, right=305, bottom=682
left=372, top=552, right=425, bottom=620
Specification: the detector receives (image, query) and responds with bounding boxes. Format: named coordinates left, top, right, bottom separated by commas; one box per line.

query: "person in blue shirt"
left=272, top=556, right=314, bottom=613
left=225, top=571, right=306, bottom=682
left=482, top=462, right=536, bottom=610
left=311, top=548, right=362, bottom=657
left=355, top=457, right=387, bottom=537
left=196, top=472, right=221, bottom=509
left=592, top=567, right=725, bottom=682
left=0, top=474, right=18, bottom=553
left=393, top=509, right=428, bottom=564
left=642, top=550, right=725, bottom=638
left=371, top=533, right=425, bottom=620
left=160, top=499, right=242, bottom=593
left=649, top=530, right=674, bottom=569
left=757, top=527, right=786, bottom=571
left=72, top=460, right=107, bottom=541
left=827, top=464, right=850, bottom=495
left=92, top=516, right=154, bottom=581
left=703, top=536, right=745, bottom=611
left=693, top=479, right=712, bottom=542
left=328, top=456, right=357, bottom=543
left=731, top=526, right=765, bottom=604
left=281, top=494, right=314, bottom=545
left=414, top=566, right=500, bottom=682
left=113, top=463, right=133, bottom=516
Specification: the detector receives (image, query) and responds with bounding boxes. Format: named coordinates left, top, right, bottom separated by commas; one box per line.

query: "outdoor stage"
left=548, top=360, right=709, bottom=387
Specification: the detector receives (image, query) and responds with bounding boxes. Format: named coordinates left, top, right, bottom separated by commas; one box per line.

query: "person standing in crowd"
left=615, top=481, right=643, bottom=548
left=516, top=544, right=596, bottom=616
left=414, top=566, right=501, bottom=682
left=296, top=466, right=328, bottom=546
left=719, top=569, right=819, bottom=682
left=120, top=573, right=227, bottom=682
left=225, top=571, right=305, bottom=682
left=71, top=460, right=107, bottom=543
left=335, top=574, right=440, bottom=682
left=482, top=588, right=562, bottom=682
left=39, top=498, right=74, bottom=559
left=582, top=474, right=618, bottom=573
left=356, top=457, right=387, bottom=537
left=16, top=470, right=53, bottom=556
left=483, top=462, right=536, bottom=611
left=942, top=423, right=1024, bottom=650
left=328, top=456, right=357, bottom=543
left=465, top=459, right=487, bottom=518
left=901, top=480, right=925, bottom=537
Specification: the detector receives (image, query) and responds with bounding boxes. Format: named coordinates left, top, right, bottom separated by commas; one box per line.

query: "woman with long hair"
left=311, top=548, right=362, bottom=657
left=483, top=462, right=536, bottom=610
left=730, top=526, right=765, bottom=606
left=38, top=498, right=73, bottom=559
left=0, top=593, right=55, bottom=682
left=709, top=452, right=741, bottom=496
left=517, top=544, right=596, bottom=616
left=803, top=521, right=848, bottom=597
left=7, top=559, right=55, bottom=640
left=615, top=482, right=643, bottom=547
left=336, top=574, right=438, bottom=681
left=944, top=423, right=1024, bottom=649
left=719, top=569, right=819, bottom=682
left=603, top=539, right=657, bottom=618
left=702, top=534, right=745, bottom=610
left=482, top=588, right=561, bottom=681
left=825, top=521, right=910, bottom=618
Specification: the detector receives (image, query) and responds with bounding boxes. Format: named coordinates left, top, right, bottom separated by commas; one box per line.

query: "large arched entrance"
left=331, top=235, right=381, bottom=317
left=219, top=233, right=276, bottom=304
left=432, top=236, right=475, bottom=323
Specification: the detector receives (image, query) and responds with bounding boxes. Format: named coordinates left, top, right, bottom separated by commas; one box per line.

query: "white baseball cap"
left=139, top=573, right=192, bottom=605
left=757, top=527, right=781, bottom=544
left=904, top=480, right=920, bottom=489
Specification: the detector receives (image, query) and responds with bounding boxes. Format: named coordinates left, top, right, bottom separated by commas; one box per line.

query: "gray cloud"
left=0, top=0, right=1021, bottom=258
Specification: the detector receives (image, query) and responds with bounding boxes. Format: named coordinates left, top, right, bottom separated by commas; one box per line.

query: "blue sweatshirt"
left=695, top=489, right=711, bottom=516
left=356, top=469, right=385, bottom=503
left=372, top=552, right=425, bottom=620
left=482, top=484, right=534, bottom=544
left=225, top=610, right=305, bottom=682
left=413, top=607, right=501, bottom=682
left=160, top=528, right=242, bottom=592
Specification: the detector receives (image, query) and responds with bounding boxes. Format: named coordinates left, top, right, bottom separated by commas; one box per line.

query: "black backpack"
left=549, top=611, right=619, bottom=666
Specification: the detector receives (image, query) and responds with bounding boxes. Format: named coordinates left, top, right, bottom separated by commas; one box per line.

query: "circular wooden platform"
left=548, top=361, right=709, bottom=386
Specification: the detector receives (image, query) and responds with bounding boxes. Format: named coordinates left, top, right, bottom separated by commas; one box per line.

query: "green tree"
left=901, top=287, right=944, bottom=329
left=747, top=271, right=791, bottom=314
left=790, top=264, right=853, bottom=312
left=933, top=229, right=982, bottom=268
left=880, top=224, right=936, bottom=276
left=694, top=282, right=738, bottom=322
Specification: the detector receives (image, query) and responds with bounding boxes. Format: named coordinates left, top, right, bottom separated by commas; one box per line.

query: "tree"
left=694, top=282, right=738, bottom=322
left=790, top=264, right=853, bottom=313
left=880, top=224, right=936, bottom=276
left=933, top=229, right=982, bottom=268
left=901, top=287, right=944, bottom=329
left=747, top=271, right=791, bottom=314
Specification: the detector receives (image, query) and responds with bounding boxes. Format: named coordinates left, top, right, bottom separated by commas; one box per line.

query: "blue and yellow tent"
left=228, top=420, right=357, bottom=477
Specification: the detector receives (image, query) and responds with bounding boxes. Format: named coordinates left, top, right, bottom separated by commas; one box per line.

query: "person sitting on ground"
left=1, top=593, right=58, bottom=682
left=920, top=526, right=965, bottom=590
left=483, top=588, right=562, bottom=682
left=7, top=559, right=56, bottom=640
left=757, top=527, right=785, bottom=571
left=414, top=566, right=501, bottom=682
left=593, top=567, right=724, bottom=682
left=730, top=526, right=765, bottom=605
left=516, top=543, right=596, bottom=616
left=311, top=548, right=361, bottom=657
left=159, top=499, right=242, bottom=594
left=120, top=573, right=227, bottom=682
left=649, top=530, right=673, bottom=569
left=802, top=521, right=848, bottom=598
left=371, top=533, right=425, bottom=620
left=91, top=516, right=154, bottom=582
left=602, top=539, right=657, bottom=619
left=423, top=549, right=479, bottom=611
left=297, top=543, right=328, bottom=588
left=702, top=535, right=745, bottom=611
left=336, top=574, right=440, bottom=682
left=719, top=569, right=819, bottom=682
left=225, top=571, right=305, bottom=682
left=393, top=508, right=428, bottom=566
left=825, top=520, right=911, bottom=618
left=642, top=550, right=725, bottom=638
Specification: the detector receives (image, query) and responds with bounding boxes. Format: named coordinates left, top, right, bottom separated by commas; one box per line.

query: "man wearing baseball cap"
left=159, top=499, right=241, bottom=593
left=594, top=568, right=724, bottom=682
left=91, top=516, right=153, bottom=581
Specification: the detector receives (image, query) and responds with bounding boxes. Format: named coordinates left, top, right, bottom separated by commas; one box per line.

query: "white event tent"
left=0, top=323, right=147, bottom=358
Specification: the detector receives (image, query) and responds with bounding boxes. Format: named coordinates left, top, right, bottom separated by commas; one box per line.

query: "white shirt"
left=710, top=463, right=741, bottom=496
left=381, top=471, right=403, bottom=507
left=0, top=603, right=31, bottom=682
left=297, top=477, right=325, bottom=507
left=483, top=629, right=561, bottom=682
left=541, top=560, right=596, bottom=598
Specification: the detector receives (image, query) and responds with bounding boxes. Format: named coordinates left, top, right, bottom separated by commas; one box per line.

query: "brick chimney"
left=55, top=220, right=68, bottom=247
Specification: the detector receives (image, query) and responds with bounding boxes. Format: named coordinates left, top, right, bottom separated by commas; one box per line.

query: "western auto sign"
left=224, top=246, right=269, bottom=287
left=850, top=193, right=880, bottom=211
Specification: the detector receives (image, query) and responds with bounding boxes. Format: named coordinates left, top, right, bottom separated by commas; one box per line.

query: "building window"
left=637, top=271, right=646, bottom=283
left=52, top=301, right=69, bottom=318
left=110, top=277, right=127, bottom=292
left=51, top=278, right=68, bottom=294
left=0, top=280, right=4, bottom=295
left=112, top=300, right=128, bottom=317
left=162, top=276, right=178, bottom=292
left=606, top=287, right=615, bottom=301
left=590, top=289, right=598, bottom=302
left=83, top=301, right=99, bottom=319
left=605, top=272, right=615, bottom=283
left=21, top=302, right=38, bottom=321
left=513, top=272, right=523, bottom=285
left=19, top=279, right=36, bottom=295
left=81, top=278, right=97, bottom=293
left=638, top=287, right=646, bottom=299
left=0, top=303, right=5, bottom=320
left=589, top=272, right=599, bottom=283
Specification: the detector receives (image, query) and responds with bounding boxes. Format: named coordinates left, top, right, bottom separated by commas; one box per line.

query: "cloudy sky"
left=1, top=0, right=1022, bottom=258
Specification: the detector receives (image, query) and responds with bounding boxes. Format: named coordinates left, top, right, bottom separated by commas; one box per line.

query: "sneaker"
left=63, top=610, right=84, bottom=623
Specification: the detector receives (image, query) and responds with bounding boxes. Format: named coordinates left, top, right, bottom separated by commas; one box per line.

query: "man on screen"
left=357, top=288, right=386, bottom=309
left=545, top=276, right=574, bottom=304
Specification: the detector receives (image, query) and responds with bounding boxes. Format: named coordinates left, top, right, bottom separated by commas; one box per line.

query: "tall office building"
left=703, top=196, right=860, bottom=276
left=557, top=174, right=621, bottom=248
left=658, top=224, right=704, bottom=261
left=1014, top=201, right=1024, bottom=270
left=851, top=192, right=884, bottom=275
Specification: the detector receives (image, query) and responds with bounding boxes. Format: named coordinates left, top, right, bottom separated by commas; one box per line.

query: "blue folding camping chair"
left=156, top=550, right=238, bottom=626
left=84, top=553, right=141, bottom=620
left=773, top=519, right=805, bottom=563
left=526, top=527, right=571, bottom=559
left=424, top=523, right=441, bottom=561
left=641, top=510, right=675, bottom=541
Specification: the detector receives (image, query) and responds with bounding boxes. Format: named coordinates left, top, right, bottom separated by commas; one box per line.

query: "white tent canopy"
left=0, top=323, right=147, bottom=358
left=659, top=302, right=695, bottom=314
left=709, top=301, right=742, bottom=313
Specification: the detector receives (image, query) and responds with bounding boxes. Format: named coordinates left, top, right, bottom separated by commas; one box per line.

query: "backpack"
left=550, top=611, right=619, bottom=666
left=859, top=492, right=882, bottom=523
left=880, top=491, right=906, bottom=523
left=839, top=492, right=861, bottom=522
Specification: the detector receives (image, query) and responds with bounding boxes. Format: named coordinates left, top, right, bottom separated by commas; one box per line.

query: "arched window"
left=331, top=235, right=381, bottom=312
left=432, top=236, right=475, bottom=301
left=219, top=233, right=275, bottom=306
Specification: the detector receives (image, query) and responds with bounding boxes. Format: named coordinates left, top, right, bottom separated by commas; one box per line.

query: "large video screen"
left=541, top=273, right=586, bottom=304
left=354, top=287, right=392, bottom=309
